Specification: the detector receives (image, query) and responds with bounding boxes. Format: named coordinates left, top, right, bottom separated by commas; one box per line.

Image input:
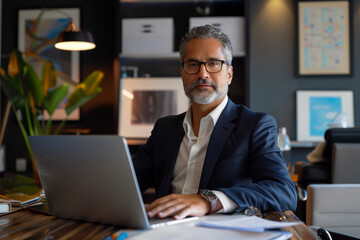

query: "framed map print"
left=297, top=1, right=351, bottom=76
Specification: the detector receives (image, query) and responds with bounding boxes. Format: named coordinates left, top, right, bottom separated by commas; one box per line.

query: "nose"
left=198, top=63, right=209, bottom=78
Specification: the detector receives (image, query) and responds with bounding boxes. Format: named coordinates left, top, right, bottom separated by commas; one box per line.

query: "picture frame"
left=297, top=1, right=351, bottom=76
left=18, top=8, right=80, bottom=120
left=118, top=77, right=189, bottom=139
left=296, top=90, right=354, bottom=142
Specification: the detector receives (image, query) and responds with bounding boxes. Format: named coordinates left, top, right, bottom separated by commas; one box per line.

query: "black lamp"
left=55, top=21, right=96, bottom=51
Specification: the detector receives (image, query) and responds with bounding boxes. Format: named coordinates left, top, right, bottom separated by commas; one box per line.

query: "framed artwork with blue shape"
left=296, top=90, right=354, bottom=141
left=18, top=8, right=80, bottom=120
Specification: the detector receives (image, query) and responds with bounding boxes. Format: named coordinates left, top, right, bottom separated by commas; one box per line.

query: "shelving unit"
left=117, top=0, right=247, bottom=104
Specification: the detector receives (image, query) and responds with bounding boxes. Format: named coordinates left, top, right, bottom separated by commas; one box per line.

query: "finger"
left=174, top=207, right=191, bottom=220
left=174, top=197, right=209, bottom=219
left=147, top=197, right=181, bottom=218
left=146, top=195, right=174, bottom=212
left=155, top=202, right=187, bottom=218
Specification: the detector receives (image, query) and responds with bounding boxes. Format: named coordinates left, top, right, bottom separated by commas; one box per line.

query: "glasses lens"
left=183, top=60, right=225, bottom=74
left=184, top=61, right=200, bottom=74
left=264, top=212, right=284, bottom=222
left=205, top=60, right=222, bottom=73
left=244, top=206, right=262, bottom=218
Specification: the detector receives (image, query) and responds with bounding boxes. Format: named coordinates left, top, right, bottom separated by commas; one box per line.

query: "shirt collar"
left=183, top=95, right=229, bottom=136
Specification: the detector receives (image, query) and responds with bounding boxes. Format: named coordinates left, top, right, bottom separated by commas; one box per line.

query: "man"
left=134, top=25, right=297, bottom=220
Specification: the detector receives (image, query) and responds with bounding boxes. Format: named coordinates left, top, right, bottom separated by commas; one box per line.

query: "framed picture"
left=296, top=90, right=354, bottom=142
left=119, top=77, right=189, bottom=138
left=297, top=1, right=351, bottom=76
left=18, top=8, right=80, bottom=120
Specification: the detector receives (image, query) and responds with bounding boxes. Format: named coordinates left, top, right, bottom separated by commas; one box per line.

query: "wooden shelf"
left=290, top=141, right=318, bottom=148
left=125, top=138, right=147, bottom=145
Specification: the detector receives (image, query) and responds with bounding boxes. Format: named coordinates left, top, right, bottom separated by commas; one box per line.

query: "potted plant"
left=0, top=49, right=103, bottom=183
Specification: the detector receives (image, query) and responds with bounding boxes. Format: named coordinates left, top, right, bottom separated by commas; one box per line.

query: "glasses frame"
left=181, top=60, right=230, bottom=74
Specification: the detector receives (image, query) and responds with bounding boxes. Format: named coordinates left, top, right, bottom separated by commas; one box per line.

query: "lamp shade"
left=55, top=30, right=96, bottom=51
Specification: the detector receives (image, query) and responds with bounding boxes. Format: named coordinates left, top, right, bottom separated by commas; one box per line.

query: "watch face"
left=200, top=189, right=216, bottom=199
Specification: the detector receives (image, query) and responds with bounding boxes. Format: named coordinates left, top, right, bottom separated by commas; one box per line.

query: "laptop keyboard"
left=149, top=216, right=199, bottom=229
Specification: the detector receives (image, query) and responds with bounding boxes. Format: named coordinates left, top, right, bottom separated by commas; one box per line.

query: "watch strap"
left=199, top=189, right=218, bottom=214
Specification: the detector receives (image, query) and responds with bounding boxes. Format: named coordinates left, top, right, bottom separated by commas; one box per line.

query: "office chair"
left=331, top=143, right=360, bottom=183
left=294, top=128, right=360, bottom=223
left=295, top=128, right=360, bottom=188
left=306, top=184, right=360, bottom=239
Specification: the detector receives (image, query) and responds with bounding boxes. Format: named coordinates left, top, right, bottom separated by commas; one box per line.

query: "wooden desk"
left=0, top=209, right=317, bottom=240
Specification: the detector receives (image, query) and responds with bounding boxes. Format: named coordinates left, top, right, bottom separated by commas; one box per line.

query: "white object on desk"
left=196, top=214, right=301, bottom=232
left=0, top=202, right=11, bottom=214
left=121, top=215, right=297, bottom=240
left=123, top=223, right=290, bottom=240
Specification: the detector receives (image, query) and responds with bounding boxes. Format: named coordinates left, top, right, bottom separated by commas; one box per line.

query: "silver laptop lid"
left=29, top=135, right=150, bottom=228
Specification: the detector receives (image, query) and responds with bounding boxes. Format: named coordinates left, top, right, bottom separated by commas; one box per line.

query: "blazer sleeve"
left=132, top=122, right=157, bottom=193
left=217, top=113, right=298, bottom=213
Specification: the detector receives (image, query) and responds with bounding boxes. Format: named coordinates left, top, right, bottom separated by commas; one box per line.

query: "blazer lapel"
left=199, top=100, right=238, bottom=188
left=157, top=115, right=185, bottom=197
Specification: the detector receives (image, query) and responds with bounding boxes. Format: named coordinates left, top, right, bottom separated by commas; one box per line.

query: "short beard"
left=184, top=78, right=228, bottom=104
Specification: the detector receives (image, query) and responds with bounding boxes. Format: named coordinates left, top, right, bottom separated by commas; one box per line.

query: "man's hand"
left=146, top=194, right=210, bottom=220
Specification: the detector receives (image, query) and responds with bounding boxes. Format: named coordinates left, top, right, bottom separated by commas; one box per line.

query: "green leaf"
left=65, top=70, right=103, bottom=115
left=41, top=60, right=57, bottom=96
left=0, top=174, right=40, bottom=195
left=81, top=70, right=104, bottom=95
left=43, top=84, right=69, bottom=116
left=0, top=69, right=26, bottom=109
left=8, top=50, right=24, bottom=78
left=65, top=88, right=102, bottom=115
left=23, top=62, right=44, bottom=107
left=8, top=185, right=40, bottom=195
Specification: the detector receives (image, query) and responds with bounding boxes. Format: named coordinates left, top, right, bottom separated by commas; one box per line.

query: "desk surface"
left=0, top=209, right=318, bottom=240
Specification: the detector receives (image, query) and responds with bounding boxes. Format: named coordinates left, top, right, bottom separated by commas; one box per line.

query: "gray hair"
left=179, top=24, right=233, bottom=64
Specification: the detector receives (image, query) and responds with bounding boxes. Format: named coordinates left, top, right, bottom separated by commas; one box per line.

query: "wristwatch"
left=199, top=189, right=218, bottom=214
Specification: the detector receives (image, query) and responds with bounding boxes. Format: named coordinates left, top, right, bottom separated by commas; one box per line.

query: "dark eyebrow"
left=184, top=58, right=199, bottom=62
left=207, top=58, right=222, bottom=61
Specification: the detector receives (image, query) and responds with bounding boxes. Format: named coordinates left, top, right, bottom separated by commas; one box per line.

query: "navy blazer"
left=134, top=99, right=297, bottom=212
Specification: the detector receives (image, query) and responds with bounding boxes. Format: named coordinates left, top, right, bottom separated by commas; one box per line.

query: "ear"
left=227, top=66, right=233, bottom=85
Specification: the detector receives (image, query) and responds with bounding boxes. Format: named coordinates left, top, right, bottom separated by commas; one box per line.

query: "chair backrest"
left=306, top=184, right=360, bottom=228
left=332, top=143, right=360, bottom=184
left=323, top=127, right=360, bottom=160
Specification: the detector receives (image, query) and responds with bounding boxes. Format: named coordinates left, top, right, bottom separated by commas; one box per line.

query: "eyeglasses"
left=243, top=206, right=263, bottom=218
left=181, top=60, right=230, bottom=74
left=242, top=207, right=301, bottom=222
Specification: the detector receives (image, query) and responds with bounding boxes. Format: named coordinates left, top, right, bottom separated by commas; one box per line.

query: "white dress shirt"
left=171, top=95, right=237, bottom=213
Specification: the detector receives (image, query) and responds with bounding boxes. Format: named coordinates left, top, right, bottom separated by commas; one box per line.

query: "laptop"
left=29, top=135, right=198, bottom=229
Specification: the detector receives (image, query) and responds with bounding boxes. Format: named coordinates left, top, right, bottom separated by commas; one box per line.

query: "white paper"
left=110, top=215, right=296, bottom=240
left=196, top=215, right=301, bottom=232
left=118, top=223, right=291, bottom=240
